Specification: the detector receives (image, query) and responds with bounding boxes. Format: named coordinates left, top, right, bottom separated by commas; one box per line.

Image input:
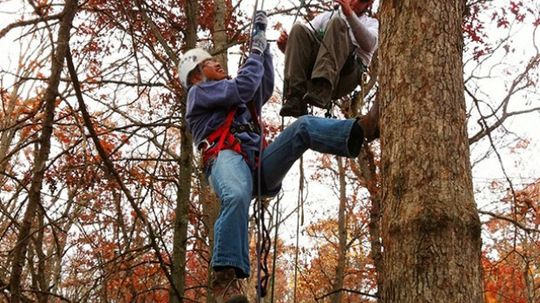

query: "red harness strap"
left=201, top=102, right=267, bottom=168
left=201, top=107, right=243, bottom=166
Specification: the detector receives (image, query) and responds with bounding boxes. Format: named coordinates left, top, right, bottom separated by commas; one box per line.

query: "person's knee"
left=221, top=186, right=251, bottom=212
left=291, top=115, right=315, bottom=141
left=295, top=115, right=311, bottom=129
left=326, top=17, right=347, bottom=31
left=290, top=23, right=310, bottom=38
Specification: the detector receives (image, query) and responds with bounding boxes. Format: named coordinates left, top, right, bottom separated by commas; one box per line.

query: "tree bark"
left=169, top=0, right=198, bottom=301
left=202, top=183, right=220, bottom=303
left=202, top=0, right=230, bottom=301
left=378, top=1, right=484, bottom=302
left=8, top=1, right=78, bottom=302
left=213, top=0, right=229, bottom=72
left=332, top=156, right=347, bottom=303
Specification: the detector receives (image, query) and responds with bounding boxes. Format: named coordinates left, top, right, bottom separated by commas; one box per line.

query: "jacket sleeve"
left=259, top=46, right=275, bottom=107
left=233, top=53, right=266, bottom=104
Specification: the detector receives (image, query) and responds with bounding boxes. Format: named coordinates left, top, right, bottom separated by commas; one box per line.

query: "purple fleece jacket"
left=185, top=48, right=274, bottom=153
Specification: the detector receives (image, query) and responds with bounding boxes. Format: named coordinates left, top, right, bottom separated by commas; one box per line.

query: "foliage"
left=0, top=0, right=538, bottom=302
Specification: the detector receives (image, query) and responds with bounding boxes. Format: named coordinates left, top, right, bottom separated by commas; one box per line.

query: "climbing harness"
left=199, top=103, right=266, bottom=166
left=199, top=108, right=242, bottom=167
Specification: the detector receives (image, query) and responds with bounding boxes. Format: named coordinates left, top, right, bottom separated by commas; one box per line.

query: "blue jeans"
left=208, top=116, right=361, bottom=277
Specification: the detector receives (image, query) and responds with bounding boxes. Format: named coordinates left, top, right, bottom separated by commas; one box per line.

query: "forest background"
left=0, top=0, right=539, bottom=302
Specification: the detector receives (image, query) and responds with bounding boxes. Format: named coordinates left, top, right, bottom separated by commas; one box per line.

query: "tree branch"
left=0, top=13, right=63, bottom=39
left=479, top=210, right=540, bottom=234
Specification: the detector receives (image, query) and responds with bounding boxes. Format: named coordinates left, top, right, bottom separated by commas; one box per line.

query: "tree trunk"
left=213, top=0, right=229, bottom=71
left=202, top=184, right=220, bottom=303
left=202, top=1, right=230, bottom=301
left=332, top=156, right=347, bottom=303
left=8, top=1, right=78, bottom=302
left=378, top=1, right=484, bottom=302
left=169, top=0, right=198, bottom=301
left=352, top=147, right=383, bottom=299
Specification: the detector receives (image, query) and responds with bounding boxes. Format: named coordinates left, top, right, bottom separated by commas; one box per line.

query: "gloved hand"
left=254, top=10, right=267, bottom=32
left=251, top=30, right=267, bottom=55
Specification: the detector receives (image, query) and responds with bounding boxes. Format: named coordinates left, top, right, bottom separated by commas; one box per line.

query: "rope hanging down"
left=248, top=0, right=273, bottom=301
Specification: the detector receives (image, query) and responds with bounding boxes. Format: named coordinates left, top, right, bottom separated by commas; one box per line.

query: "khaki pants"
left=283, top=17, right=365, bottom=100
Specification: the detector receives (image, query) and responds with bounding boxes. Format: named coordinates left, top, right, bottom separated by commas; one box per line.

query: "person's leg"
left=208, top=149, right=253, bottom=277
left=305, top=17, right=355, bottom=108
left=332, top=55, right=366, bottom=100
left=281, top=24, right=320, bottom=117
left=260, top=116, right=364, bottom=194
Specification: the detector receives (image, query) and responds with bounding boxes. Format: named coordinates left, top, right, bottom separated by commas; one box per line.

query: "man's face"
left=200, top=58, right=227, bottom=81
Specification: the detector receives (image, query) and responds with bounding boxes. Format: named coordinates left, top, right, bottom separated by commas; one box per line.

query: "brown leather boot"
left=211, top=268, right=248, bottom=303
left=280, top=95, right=308, bottom=117
left=357, top=99, right=380, bottom=142
left=303, top=77, right=333, bottom=108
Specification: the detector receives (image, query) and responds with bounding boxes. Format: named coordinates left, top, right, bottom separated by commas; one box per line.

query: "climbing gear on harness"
left=178, top=48, right=212, bottom=88
left=230, top=122, right=260, bottom=135
left=198, top=108, right=244, bottom=167
left=211, top=268, right=248, bottom=303
left=198, top=103, right=266, bottom=168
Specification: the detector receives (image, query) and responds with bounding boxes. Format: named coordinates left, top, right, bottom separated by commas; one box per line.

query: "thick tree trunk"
left=169, top=0, right=198, bottom=301
left=378, top=1, right=484, bottom=302
left=8, top=1, right=78, bottom=302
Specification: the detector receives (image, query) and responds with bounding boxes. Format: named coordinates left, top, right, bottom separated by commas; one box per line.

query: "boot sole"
left=303, top=92, right=330, bottom=108
left=279, top=108, right=307, bottom=117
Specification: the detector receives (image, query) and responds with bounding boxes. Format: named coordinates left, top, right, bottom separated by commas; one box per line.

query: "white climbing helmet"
left=178, top=48, right=212, bottom=88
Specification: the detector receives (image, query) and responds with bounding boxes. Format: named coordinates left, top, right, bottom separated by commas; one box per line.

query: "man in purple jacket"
left=179, top=10, right=379, bottom=303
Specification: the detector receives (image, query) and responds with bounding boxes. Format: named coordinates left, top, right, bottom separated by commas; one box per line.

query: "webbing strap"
left=202, top=108, right=240, bottom=166
left=208, top=108, right=236, bottom=144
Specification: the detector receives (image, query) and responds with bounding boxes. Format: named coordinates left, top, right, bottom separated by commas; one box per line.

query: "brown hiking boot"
left=357, top=99, right=380, bottom=142
left=211, top=268, right=248, bottom=303
left=280, top=95, right=308, bottom=117
left=303, top=77, right=333, bottom=108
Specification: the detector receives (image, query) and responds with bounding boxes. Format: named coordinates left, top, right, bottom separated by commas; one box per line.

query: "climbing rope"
left=269, top=191, right=282, bottom=302
left=292, top=156, right=307, bottom=302
left=245, top=0, right=274, bottom=301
